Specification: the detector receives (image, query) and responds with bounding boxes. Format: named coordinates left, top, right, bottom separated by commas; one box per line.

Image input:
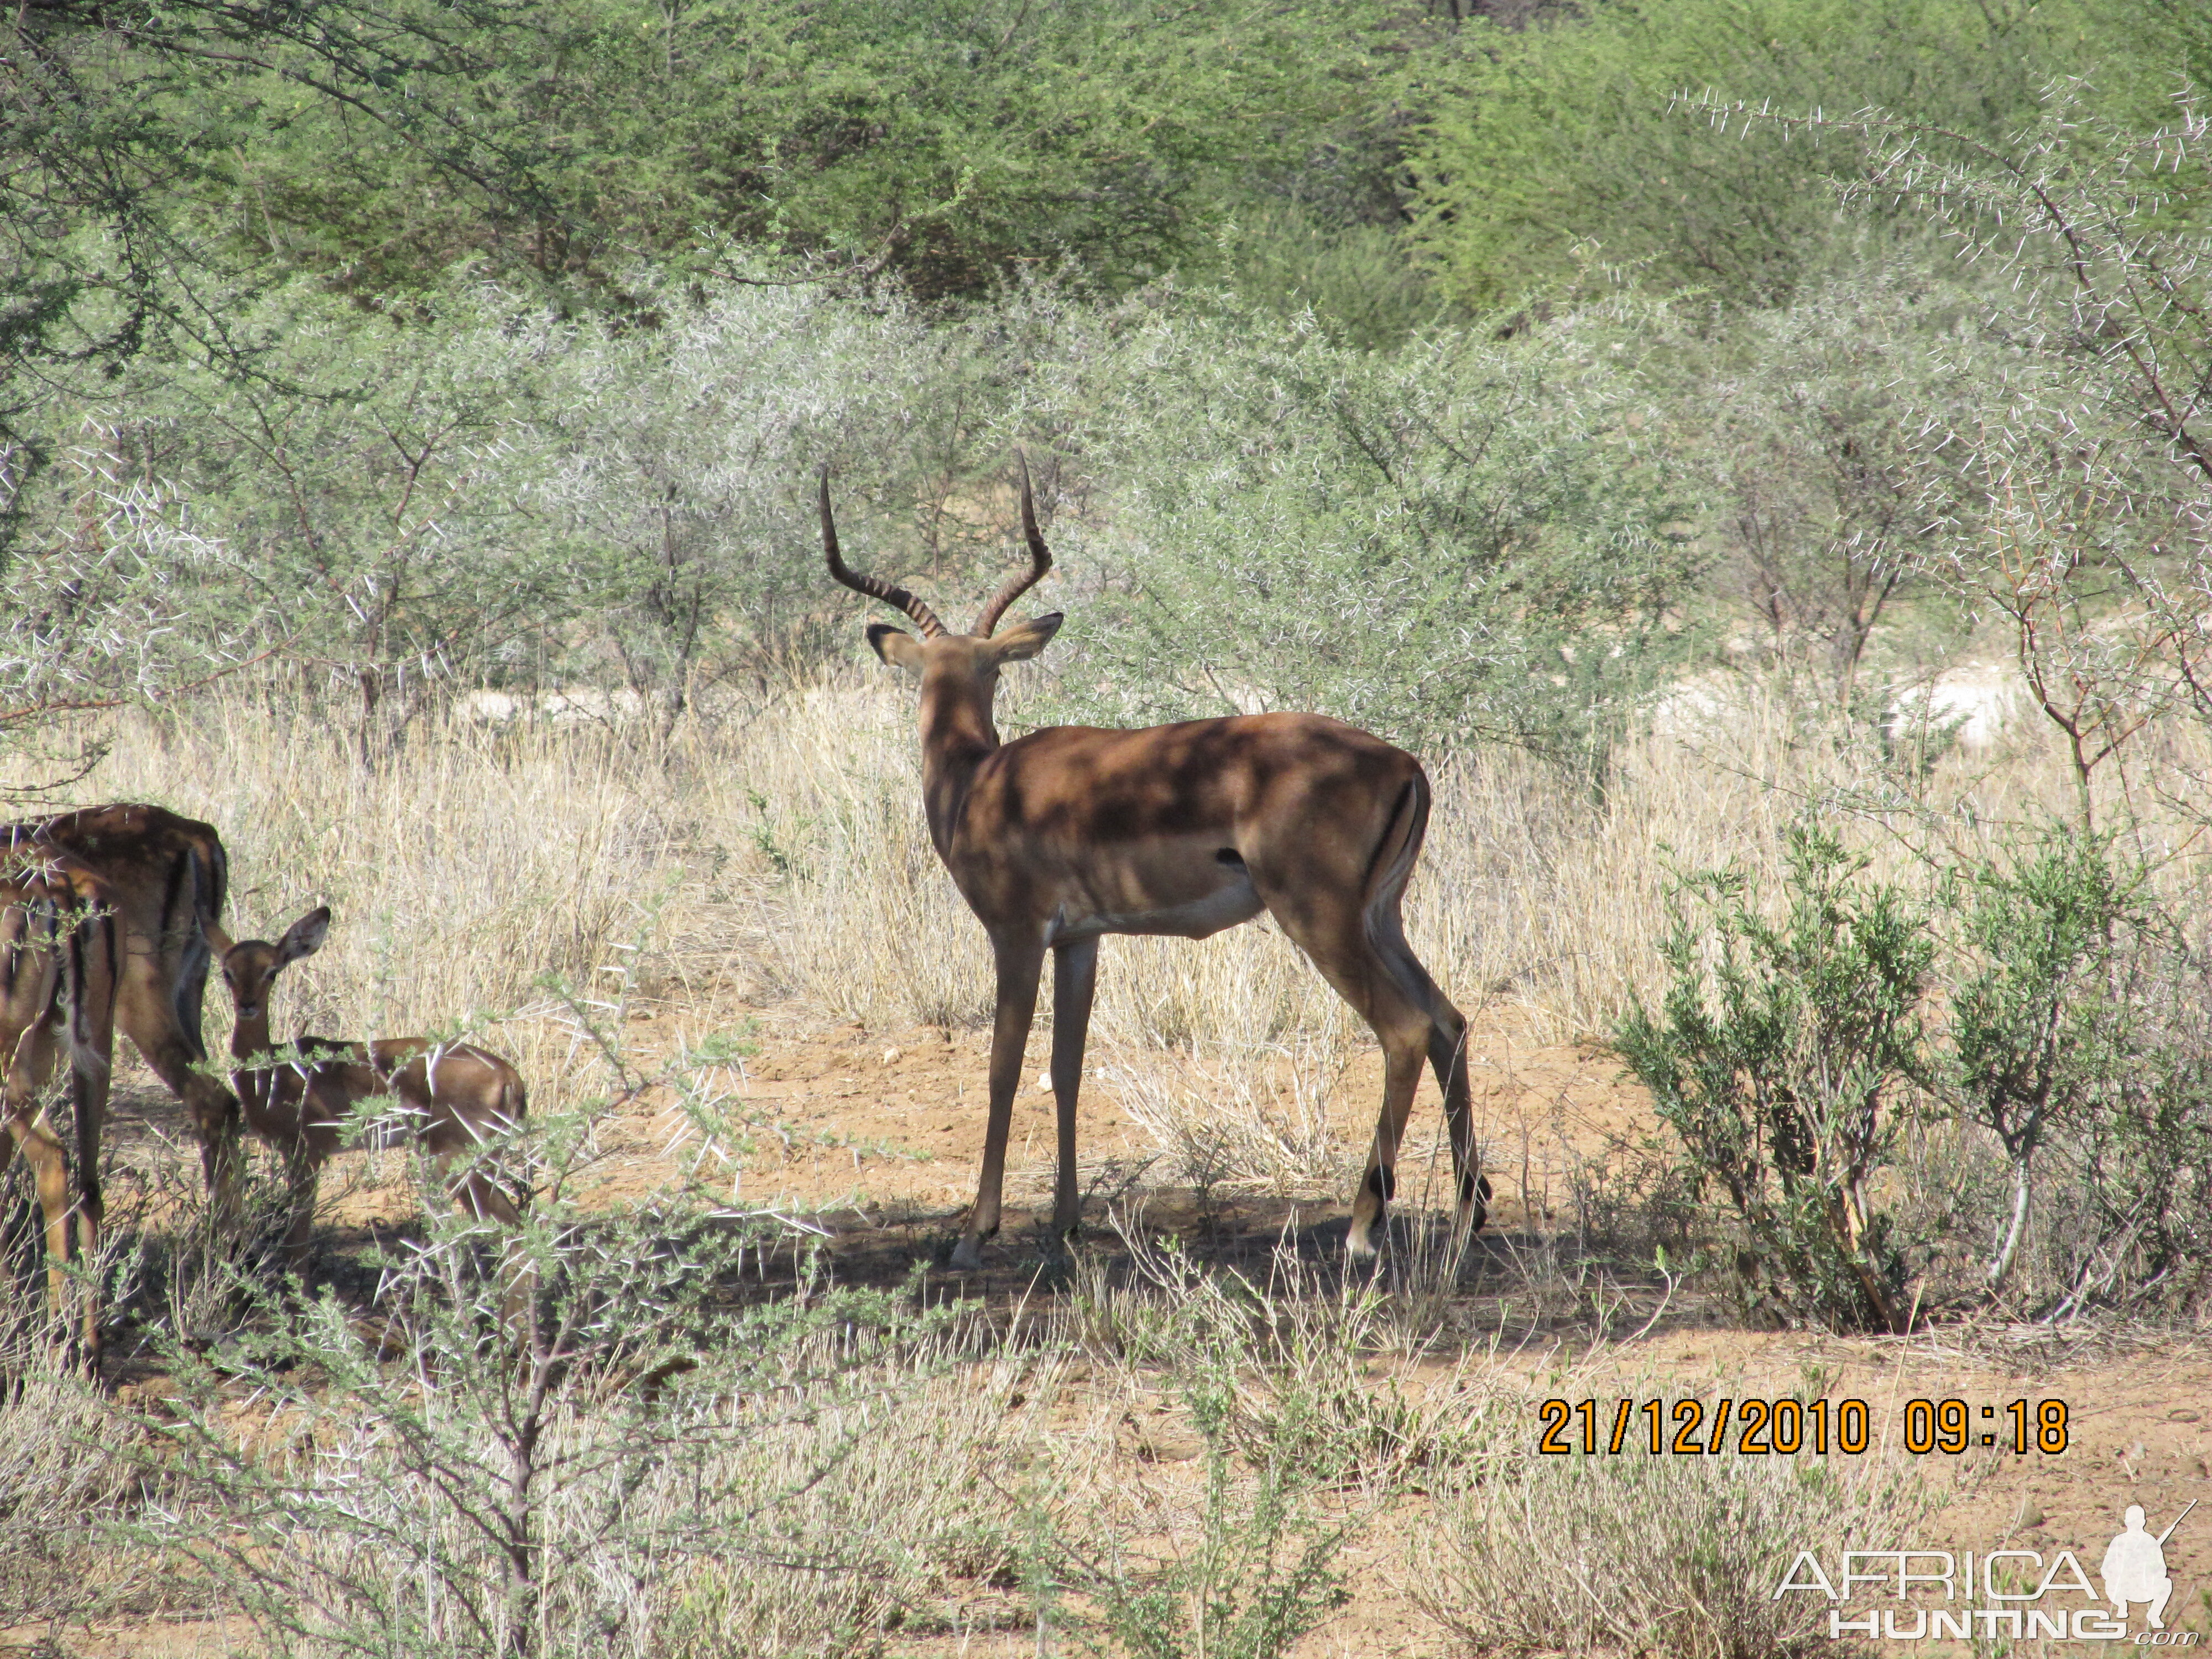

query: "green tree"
left=172, top=0, right=1406, bottom=298
left=1050, top=290, right=1697, bottom=764
left=1409, top=0, right=2179, bottom=307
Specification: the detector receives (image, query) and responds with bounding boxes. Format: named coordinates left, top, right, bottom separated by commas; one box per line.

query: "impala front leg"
left=280, top=1145, right=321, bottom=1284
left=1049, top=937, right=1098, bottom=1250
left=952, top=935, right=1044, bottom=1272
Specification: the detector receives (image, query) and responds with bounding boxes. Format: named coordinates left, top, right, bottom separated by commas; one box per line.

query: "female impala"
left=0, top=849, right=118, bottom=1353
left=2, top=805, right=240, bottom=1211
left=821, top=460, right=1488, bottom=1270
left=218, top=906, right=526, bottom=1271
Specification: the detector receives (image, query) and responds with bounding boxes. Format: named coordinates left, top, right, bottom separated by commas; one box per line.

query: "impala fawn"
left=217, top=906, right=526, bottom=1275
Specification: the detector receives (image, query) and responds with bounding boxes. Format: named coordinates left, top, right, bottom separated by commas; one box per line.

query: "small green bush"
left=1614, top=827, right=1931, bottom=1333
left=1616, top=819, right=2212, bottom=1329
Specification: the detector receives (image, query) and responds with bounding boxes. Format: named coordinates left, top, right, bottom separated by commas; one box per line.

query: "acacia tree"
left=8, top=283, right=577, bottom=752
left=1052, top=291, right=1699, bottom=765
left=1702, top=92, right=2212, bottom=821
left=1699, top=266, right=1984, bottom=705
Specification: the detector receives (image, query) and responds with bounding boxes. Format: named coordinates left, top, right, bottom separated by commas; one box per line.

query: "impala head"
left=221, top=905, right=330, bottom=1023
left=821, top=457, right=1063, bottom=695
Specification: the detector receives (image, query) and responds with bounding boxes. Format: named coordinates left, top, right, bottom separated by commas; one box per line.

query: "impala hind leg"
left=1255, top=886, right=1481, bottom=1261
left=1255, top=891, right=1432, bottom=1259
left=66, top=936, right=115, bottom=1355
left=1370, top=904, right=1488, bottom=1239
left=113, top=984, right=242, bottom=1225
left=953, top=935, right=1044, bottom=1272
left=1344, top=1009, right=1433, bottom=1261
left=0, top=1020, right=72, bottom=1325
left=1048, top=938, right=1099, bottom=1250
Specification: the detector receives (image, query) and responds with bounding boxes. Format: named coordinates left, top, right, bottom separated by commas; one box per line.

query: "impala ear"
left=867, top=622, right=926, bottom=673
left=276, top=906, right=331, bottom=967
left=988, top=612, right=1063, bottom=664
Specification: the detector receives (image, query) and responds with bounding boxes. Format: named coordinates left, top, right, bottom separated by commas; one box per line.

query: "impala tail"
left=1362, top=773, right=1451, bottom=1018
left=497, top=1070, right=529, bottom=1137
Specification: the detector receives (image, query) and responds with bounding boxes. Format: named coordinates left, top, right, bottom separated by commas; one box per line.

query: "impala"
left=1, top=804, right=242, bottom=1211
left=0, top=848, right=118, bottom=1353
left=820, top=462, right=1488, bottom=1270
left=218, top=905, right=526, bottom=1274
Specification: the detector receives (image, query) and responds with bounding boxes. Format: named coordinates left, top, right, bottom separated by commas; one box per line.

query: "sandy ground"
left=7, top=1001, right=2209, bottom=1657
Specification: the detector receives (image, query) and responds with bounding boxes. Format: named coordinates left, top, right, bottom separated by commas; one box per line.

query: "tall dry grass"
left=9, top=697, right=780, bottom=1108
left=13, top=665, right=2205, bottom=1100
left=16, top=670, right=2205, bottom=1656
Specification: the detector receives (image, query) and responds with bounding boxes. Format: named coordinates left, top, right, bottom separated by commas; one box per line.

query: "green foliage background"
left=6, top=0, right=2211, bottom=764
left=1410, top=0, right=2192, bottom=305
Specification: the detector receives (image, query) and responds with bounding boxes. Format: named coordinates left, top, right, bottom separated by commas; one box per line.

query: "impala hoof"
left=1458, top=1172, right=1493, bottom=1235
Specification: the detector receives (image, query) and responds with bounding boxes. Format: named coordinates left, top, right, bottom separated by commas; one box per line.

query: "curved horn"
left=973, top=451, right=1053, bottom=637
left=820, top=468, right=946, bottom=638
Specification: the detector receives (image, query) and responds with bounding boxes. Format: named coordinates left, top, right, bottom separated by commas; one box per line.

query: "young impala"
left=218, top=906, right=526, bottom=1273
left=820, top=460, right=1488, bottom=1270
left=0, top=848, right=118, bottom=1354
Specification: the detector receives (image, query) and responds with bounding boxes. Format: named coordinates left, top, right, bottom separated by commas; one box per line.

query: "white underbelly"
left=1047, top=873, right=1264, bottom=943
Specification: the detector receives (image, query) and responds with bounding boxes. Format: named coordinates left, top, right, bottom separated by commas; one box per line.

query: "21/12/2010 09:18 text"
left=1536, top=1397, right=2071, bottom=1456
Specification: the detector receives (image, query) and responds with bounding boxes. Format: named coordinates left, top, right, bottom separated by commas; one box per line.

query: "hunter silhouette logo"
left=1778, top=1496, right=2201, bottom=1643
left=2104, top=1502, right=2193, bottom=1630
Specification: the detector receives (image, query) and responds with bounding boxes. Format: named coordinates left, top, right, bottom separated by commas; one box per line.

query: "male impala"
left=821, top=463, right=1487, bottom=1270
left=1, top=805, right=242, bottom=1210
left=219, top=906, right=526, bottom=1272
left=0, top=848, right=118, bottom=1353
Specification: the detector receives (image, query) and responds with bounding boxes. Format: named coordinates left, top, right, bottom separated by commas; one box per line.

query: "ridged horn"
left=820, top=468, right=946, bottom=638
left=972, top=451, right=1053, bottom=637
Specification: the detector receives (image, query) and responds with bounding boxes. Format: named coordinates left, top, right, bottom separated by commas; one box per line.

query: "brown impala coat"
left=823, top=465, right=1486, bottom=1270
left=1, top=804, right=241, bottom=1208
left=0, top=849, right=118, bottom=1353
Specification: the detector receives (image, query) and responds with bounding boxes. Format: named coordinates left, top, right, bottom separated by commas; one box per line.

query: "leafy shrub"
left=1031, top=1429, right=1350, bottom=1659
left=1030, top=1235, right=1402, bottom=1658
left=108, top=977, right=1041, bottom=1659
left=1052, top=288, right=1701, bottom=763
left=1410, top=0, right=2179, bottom=306
left=1934, top=827, right=2212, bottom=1317
left=124, top=1175, right=1035, bottom=1659
left=1615, top=817, right=2212, bottom=1328
left=1614, top=827, right=1931, bottom=1332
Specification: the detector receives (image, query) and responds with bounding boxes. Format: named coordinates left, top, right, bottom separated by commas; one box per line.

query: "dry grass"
left=1408, top=1411, right=1935, bottom=1659
left=14, top=663, right=2209, bottom=1139
left=1097, top=1020, right=1362, bottom=1203
left=0, top=1344, right=152, bottom=1629
left=7, top=659, right=2206, bottom=1657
